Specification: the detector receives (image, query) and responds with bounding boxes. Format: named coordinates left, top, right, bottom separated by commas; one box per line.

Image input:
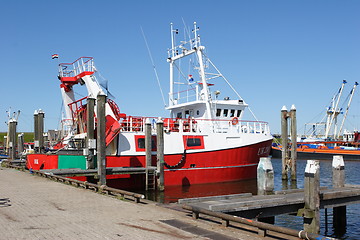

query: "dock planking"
left=180, top=185, right=360, bottom=219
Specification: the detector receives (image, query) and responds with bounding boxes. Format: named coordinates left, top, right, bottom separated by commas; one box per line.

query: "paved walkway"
left=0, top=167, right=263, bottom=240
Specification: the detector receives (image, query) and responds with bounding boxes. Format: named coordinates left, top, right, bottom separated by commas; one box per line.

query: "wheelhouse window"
left=135, top=135, right=157, bottom=152
left=183, top=136, right=204, bottom=150
left=230, top=109, right=235, bottom=117
left=216, top=109, right=221, bottom=117
left=223, top=109, right=228, bottom=117
left=237, top=110, right=242, bottom=117
left=177, top=112, right=182, bottom=119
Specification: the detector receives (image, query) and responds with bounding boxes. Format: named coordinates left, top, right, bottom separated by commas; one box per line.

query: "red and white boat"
left=27, top=22, right=272, bottom=187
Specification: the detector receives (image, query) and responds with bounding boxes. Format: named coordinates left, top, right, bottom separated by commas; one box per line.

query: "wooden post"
left=86, top=96, right=96, bottom=169
left=18, top=133, right=24, bottom=157
left=303, top=160, right=320, bottom=234
left=8, top=119, right=17, bottom=160
left=332, top=155, right=346, bottom=235
left=145, top=118, right=152, bottom=191
left=290, top=105, right=297, bottom=182
left=33, top=110, right=39, bottom=153
left=37, top=110, right=45, bottom=153
left=96, top=93, right=107, bottom=186
left=3, top=136, right=7, bottom=155
left=281, top=106, right=289, bottom=180
left=156, top=117, right=165, bottom=191
left=257, top=157, right=275, bottom=225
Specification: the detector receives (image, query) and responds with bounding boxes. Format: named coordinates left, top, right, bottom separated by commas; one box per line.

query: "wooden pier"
left=180, top=185, right=360, bottom=218
left=180, top=156, right=358, bottom=239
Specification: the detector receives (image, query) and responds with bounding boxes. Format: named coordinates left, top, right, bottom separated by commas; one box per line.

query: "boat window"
left=177, top=112, right=182, bottom=119
left=196, top=110, right=200, bottom=116
left=216, top=109, right=221, bottom=117
left=183, top=136, right=204, bottom=150
left=223, top=109, right=228, bottom=117
left=230, top=109, right=235, bottom=117
left=237, top=110, right=242, bottom=117
left=185, top=110, right=193, bottom=118
left=135, top=136, right=157, bottom=152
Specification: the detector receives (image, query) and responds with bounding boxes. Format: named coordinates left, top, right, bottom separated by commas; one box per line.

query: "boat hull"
left=27, top=139, right=272, bottom=187
left=272, top=146, right=360, bottom=160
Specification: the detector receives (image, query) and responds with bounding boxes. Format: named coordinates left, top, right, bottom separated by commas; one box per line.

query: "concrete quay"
left=0, top=167, right=265, bottom=240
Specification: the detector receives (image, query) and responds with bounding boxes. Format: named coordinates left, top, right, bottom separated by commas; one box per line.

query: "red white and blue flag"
left=52, top=54, right=59, bottom=59
left=188, top=74, right=194, bottom=82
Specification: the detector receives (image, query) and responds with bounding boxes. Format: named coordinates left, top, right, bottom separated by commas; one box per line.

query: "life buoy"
left=231, top=117, right=239, bottom=125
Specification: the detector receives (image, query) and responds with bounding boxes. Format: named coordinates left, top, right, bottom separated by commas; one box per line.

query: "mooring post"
left=257, top=157, right=275, bottom=225
left=145, top=118, right=152, bottom=191
left=257, top=157, right=274, bottom=195
left=290, top=105, right=297, bottom=182
left=332, top=155, right=346, bottom=235
left=156, top=117, right=165, bottom=191
left=96, top=93, right=107, bottom=186
left=8, top=119, right=17, bottom=160
left=86, top=96, right=96, bottom=169
left=18, top=133, right=24, bottom=157
left=332, top=155, right=345, bottom=188
left=3, top=136, right=8, bottom=155
left=37, top=110, right=45, bottom=153
left=303, top=160, right=320, bottom=234
left=33, top=110, right=39, bottom=153
left=281, top=106, right=289, bottom=180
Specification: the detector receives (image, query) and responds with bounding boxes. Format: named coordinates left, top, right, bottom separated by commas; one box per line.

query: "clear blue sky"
left=1, top=0, right=359, bottom=135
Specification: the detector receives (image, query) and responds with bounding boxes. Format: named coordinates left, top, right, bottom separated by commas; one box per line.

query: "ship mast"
left=325, top=80, right=346, bottom=139
left=167, top=22, right=213, bottom=119
left=336, top=81, right=358, bottom=138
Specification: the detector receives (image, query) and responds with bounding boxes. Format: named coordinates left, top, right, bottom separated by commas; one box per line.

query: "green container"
left=58, top=155, right=87, bottom=169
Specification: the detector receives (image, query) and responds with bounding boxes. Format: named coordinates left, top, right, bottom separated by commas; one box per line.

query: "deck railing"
left=119, top=116, right=270, bottom=135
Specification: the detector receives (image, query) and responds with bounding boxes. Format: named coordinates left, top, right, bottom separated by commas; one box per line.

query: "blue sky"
left=1, top=0, right=359, bottom=134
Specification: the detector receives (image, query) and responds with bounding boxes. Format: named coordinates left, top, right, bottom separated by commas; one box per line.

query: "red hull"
left=27, top=140, right=272, bottom=187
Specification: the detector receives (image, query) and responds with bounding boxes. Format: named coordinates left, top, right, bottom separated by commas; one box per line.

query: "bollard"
left=8, top=119, right=17, bottom=160
left=257, top=157, right=274, bottom=195
left=18, top=133, right=24, bottom=157
left=96, top=93, right=107, bottom=186
left=290, top=105, right=297, bottom=182
left=145, top=118, right=152, bottom=191
left=37, top=110, right=45, bottom=152
left=156, top=117, right=165, bottom=191
left=33, top=110, right=39, bottom=152
left=301, top=160, right=320, bottom=234
left=257, top=157, right=275, bottom=224
left=281, top=106, right=289, bottom=180
left=86, top=96, right=96, bottom=169
left=332, top=155, right=346, bottom=235
left=332, top=155, right=345, bottom=188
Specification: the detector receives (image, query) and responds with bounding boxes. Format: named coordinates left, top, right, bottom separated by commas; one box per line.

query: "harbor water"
left=142, top=158, right=360, bottom=240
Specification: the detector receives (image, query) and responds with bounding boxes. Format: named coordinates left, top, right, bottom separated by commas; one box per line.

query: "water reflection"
left=143, top=178, right=258, bottom=203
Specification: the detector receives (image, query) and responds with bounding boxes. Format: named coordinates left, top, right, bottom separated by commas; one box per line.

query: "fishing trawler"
left=26, top=22, right=272, bottom=187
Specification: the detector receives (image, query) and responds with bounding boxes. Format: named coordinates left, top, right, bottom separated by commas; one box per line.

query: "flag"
left=52, top=54, right=59, bottom=59
left=188, top=74, right=194, bottom=82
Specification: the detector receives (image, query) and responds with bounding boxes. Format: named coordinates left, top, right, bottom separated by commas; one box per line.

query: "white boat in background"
left=27, top=22, right=273, bottom=187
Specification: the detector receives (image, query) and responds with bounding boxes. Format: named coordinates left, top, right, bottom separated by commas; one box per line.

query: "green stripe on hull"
left=58, top=155, right=87, bottom=169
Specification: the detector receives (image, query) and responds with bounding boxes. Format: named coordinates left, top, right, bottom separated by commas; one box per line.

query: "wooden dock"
left=39, top=166, right=157, bottom=177
left=180, top=185, right=360, bottom=218
left=178, top=157, right=359, bottom=239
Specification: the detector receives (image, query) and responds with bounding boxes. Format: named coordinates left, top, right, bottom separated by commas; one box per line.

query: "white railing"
left=59, top=57, right=94, bottom=78
left=119, top=116, right=270, bottom=135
